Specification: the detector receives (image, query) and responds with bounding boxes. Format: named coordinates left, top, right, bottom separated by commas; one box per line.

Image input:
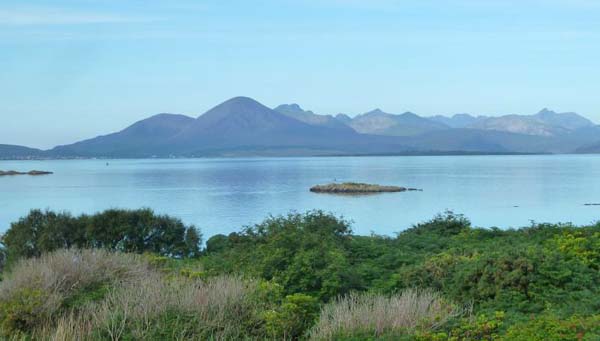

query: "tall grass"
left=33, top=275, right=257, bottom=340
left=0, top=249, right=150, bottom=336
left=310, top=289, right=459, bottom=340
left=0, top=249, right=149, bottom=296
left=0, top=248, right=262, bottom=339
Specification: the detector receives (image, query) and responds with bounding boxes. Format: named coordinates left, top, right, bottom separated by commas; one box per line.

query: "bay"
left=1, top=155, right=599, bottom=237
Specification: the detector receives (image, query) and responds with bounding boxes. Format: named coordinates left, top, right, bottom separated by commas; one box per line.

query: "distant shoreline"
left=0, top=151, right=561, bottom=161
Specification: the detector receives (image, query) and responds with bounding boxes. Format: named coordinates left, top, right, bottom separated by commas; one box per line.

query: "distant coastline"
left=0, top=151, right=554, bottom=161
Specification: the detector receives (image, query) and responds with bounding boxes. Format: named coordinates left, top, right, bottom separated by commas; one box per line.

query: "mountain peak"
left=281, top=103, right=303, bottom=111
left=364, top=108, right=387, bottom=116
left=399, top=111, right=418, bottom=117
left=222, top=96, right=262, bottom=107
left=197, top=96, right=271, bottom=121
left=537, top=108, right=557, bottom=116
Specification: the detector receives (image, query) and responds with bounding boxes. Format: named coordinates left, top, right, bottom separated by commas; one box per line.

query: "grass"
left=0, top=248, right=268, bottom=340
left=310, top=290, right=459, bottom=340
left=0, top=249, right=150, bottom=337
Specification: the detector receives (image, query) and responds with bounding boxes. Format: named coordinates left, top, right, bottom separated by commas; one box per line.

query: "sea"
left=1, top=155, right=600, bottom=237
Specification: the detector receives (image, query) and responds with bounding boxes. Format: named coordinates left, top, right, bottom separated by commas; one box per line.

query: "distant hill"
left=429, top=114, right=482, bottom=128
left=0, top=144, right=44, bottom=159
left=169, top=97, right=363, bottom=155
left=575, top=141, right=600, bottom=153
left=334, top=113, right=352, bottom=125
left=51, top=113, right=195, bottom=157
left=273, top=104, right=353, bottom=132
left=3, top=97, right=599, bottom=158
left=467, top=114, right=570, bottom=137
left=347, top=109, right=449, bottom=136
left=534, top=108, right=595, bottom=130
left=430, top=109, right=595, bottom=137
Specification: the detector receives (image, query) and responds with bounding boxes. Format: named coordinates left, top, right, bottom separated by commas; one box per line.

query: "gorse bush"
left=1, top=208, right=202, bottom=266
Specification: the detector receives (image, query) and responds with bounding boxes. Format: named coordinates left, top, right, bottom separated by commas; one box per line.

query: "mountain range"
left=2, top=96, right=600, bottom=159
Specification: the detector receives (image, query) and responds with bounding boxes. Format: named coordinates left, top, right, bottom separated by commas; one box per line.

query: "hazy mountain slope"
left=335, top=114, right=352, bottom=125
left=429, top=114, right=483, bottom=128
left=429, top=109, right=595, bottom=137
left=467, top=114, right=569, bottom=136
left=273, top=104, right=353, bottom=132
left=50, top=113, right=195, bottom=157
left=465, top=109, right=594, bottom=136
left=0, top=144, right=45, bottom=159
left=348, top=109, right=448, bottom=136
left=576, top=142, right=600, bottom=153
left=405, top=129, right=557, bottom=153
left=534, top=108, right=595, bottom=130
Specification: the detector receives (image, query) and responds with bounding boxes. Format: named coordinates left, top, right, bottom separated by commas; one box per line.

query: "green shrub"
left=1, top=208, right=202, bottom=266
left=265, top=293, right=320, bottom=339
left=503, top=314, right=600, bottom=341
left=0, top=288, right=48, bottom=337
left=202, top=211, right=360, bottom=301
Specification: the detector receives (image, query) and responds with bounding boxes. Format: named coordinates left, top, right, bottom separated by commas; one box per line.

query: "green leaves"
left=1, top=208, right=202, bottom=265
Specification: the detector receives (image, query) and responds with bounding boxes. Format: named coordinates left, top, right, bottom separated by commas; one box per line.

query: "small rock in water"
left=0, top=170, right=53, bottom=176
left=310, top=182, right=422, bottom=194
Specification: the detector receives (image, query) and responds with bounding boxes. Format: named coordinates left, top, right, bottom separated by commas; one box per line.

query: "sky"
left=1, top=0, right=599, bottom=149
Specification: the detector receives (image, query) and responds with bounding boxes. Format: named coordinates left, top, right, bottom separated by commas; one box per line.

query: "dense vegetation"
left=1, top=209, right=600, bottom=339
left=1, top=208, right=201, bottom=268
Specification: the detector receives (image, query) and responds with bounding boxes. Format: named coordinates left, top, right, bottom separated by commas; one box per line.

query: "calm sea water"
left=1, top=155, right=600, bottom=237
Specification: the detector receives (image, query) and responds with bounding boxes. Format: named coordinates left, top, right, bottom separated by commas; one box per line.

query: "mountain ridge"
left=2, top=97, right=598, bottom=158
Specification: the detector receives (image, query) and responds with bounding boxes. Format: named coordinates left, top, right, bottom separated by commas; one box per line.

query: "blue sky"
left=1, top=0, right=599, bottom=149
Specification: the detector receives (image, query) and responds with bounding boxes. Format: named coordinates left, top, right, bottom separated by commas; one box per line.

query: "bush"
left=203, top=211, right=360, bottom=301
left=405, top=211, right=470, bottom=237
left=502, top=314, right=600, bottom=341
left=310, top=289, right=458, bottom=340
left=265, top=293, right=320, bottom=339
left=1, top=208, right=202, bottom=265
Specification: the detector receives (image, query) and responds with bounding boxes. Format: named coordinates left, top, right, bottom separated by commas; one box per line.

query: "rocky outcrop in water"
left=310, top=182, right=421, bottom=194
left=0, top=170, right=53, bottom=176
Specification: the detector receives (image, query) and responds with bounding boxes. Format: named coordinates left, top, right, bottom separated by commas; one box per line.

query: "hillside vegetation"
left=1, top=209, right=600, bottom=339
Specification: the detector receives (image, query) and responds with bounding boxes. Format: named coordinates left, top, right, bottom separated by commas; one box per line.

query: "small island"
left=0, top=170, right=53, bottom=176
left=310, top=182, right=421, bottom=194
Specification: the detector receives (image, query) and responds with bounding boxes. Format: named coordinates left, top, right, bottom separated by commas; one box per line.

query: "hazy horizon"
left=2, top=0, right=599, bottom=148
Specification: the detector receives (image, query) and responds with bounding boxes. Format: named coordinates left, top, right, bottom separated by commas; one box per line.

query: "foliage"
left=265, top=293, right=320, bottom=339
left=414, top=312, right=505, bottom=341
left=3, top=210, right=600, bottom=339
left=1, top=208, right=202, bottom=266
left=203, top=211, right=359, bottom=301
left=502, top=314, right=600, bottom=340
left=0, top=288, right=47, bottom=337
